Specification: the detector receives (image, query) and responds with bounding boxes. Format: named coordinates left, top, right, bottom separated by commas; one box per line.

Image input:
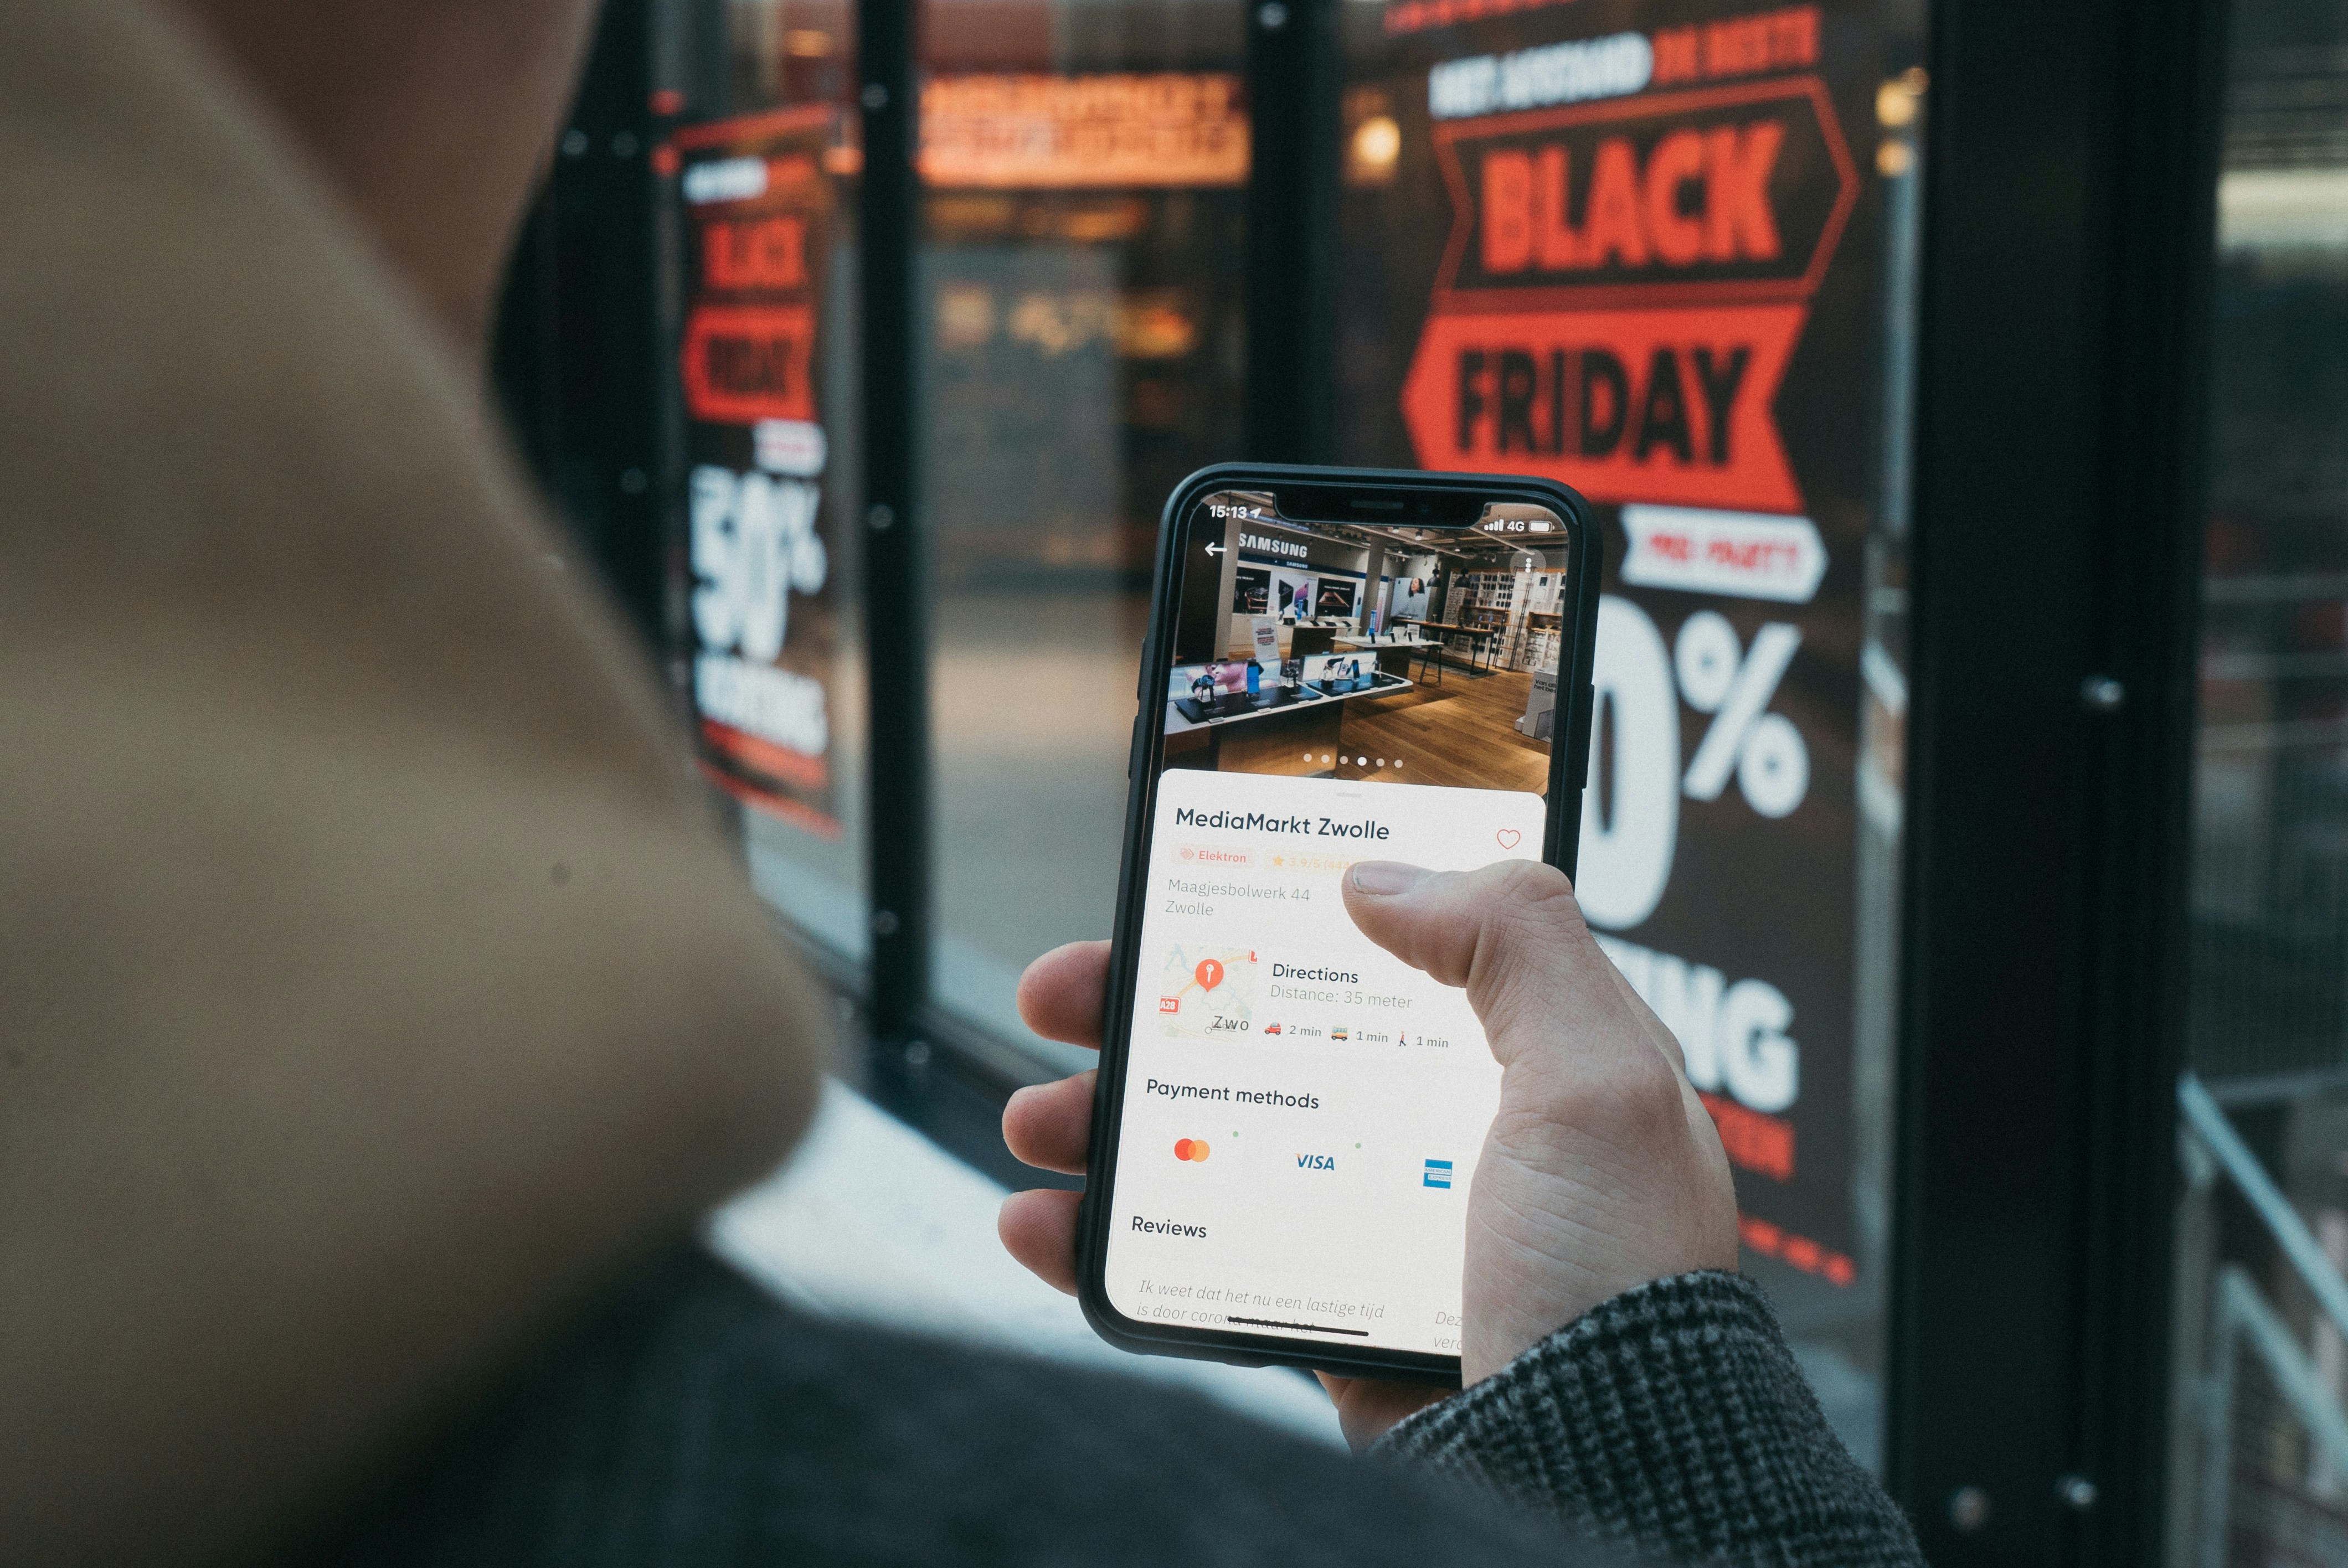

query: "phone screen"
left=1099, top=486, right=1579, bottom=1362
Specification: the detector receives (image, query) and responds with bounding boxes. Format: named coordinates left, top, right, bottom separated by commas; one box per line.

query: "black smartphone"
left=1078, top=463, right=1602, bottom=1385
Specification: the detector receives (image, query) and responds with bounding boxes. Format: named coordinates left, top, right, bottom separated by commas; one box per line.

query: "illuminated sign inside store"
left=919, top=74, right=1249, bottom=189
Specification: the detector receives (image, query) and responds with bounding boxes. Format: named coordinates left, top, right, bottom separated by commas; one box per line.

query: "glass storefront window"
left=1334, top=0, right=1922, bottom=1466
left=2169, top=4, right=2348, bottom=1561
left=663, top=0, right=1929, bottom=1468
left=666, top=0, right=872, bottom=962
left=920, top=0, right=1250, bottom=1066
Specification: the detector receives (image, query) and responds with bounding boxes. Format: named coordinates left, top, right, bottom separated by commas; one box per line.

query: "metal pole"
left=2220, top=1265, right=2348, bottom=1476
left=1241, top=0, right=1336, bottom=463
left=857, top=0, right=928, bottom=1040
left=2197, top=1280, right=2235, bottom=1568
left=2171, top=1127, right=2220, bottom=1561
left=2180, top=1073, right=2348, bottom=1341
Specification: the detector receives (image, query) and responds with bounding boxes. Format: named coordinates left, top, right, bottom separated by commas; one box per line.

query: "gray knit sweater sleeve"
left=1376, top=1271, right=1923, bottom=1567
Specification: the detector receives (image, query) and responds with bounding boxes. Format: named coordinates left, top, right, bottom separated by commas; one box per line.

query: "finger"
left=1003, top=1070, right=1096, bottom=1175
left=1016, top=940, right=1113, bottom=1050
left=997, top=1187, right=1082, bottom=1296
left=1314, top=1373, right=1449, bottom=1453
left=1340, top=860, right=1625, bottom=1069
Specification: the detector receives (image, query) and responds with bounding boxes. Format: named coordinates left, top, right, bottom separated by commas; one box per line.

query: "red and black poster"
left=1341, top=0, right=1898, bottom=1286
left=667, top=107, right=845, bottom=837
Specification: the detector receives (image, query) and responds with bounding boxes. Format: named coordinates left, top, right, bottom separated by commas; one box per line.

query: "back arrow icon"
left=1203, top=543, right=1225, bottom=556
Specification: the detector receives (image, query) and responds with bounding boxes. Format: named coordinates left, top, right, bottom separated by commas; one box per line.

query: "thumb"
left=1340, top=859, right=1628, bottom=1071
left=1348, top=859, right=1738, bottom=1380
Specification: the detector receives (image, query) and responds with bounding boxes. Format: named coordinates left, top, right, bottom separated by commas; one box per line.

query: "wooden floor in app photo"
left=1330, top=669, right=1551, bottom=795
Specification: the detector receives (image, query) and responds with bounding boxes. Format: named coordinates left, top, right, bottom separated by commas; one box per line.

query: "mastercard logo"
left=1173, top=1138, right=1211, bottom=1162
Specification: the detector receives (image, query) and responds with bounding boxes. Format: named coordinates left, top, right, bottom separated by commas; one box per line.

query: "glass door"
left=2167, top=4, right=2348, bottom=1562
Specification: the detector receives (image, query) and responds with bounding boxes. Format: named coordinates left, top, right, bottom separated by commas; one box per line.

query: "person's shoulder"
left=294, top=1246, right=1616, bottom=1568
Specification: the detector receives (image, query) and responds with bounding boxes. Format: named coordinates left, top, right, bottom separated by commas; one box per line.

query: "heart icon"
left=1495, top=828, right=1521, bottom=850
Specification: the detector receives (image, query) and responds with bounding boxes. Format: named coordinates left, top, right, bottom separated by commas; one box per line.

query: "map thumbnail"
left=1157, top=944, right=1258, bottom=1040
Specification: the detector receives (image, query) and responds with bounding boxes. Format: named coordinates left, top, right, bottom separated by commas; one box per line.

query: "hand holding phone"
left=1000, top=858, right=1738, bottom=1446
left=1050, top=465, right=1647, bottom=1391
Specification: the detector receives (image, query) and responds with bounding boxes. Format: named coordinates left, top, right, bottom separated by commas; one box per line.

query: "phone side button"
left=1573, top=683, right=1595, bottom=788
left=1129, top=713, right=1142, bottom=780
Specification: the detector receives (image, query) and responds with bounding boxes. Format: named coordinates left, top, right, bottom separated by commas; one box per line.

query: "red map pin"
left=1195, top=958, right=1224, bottom=991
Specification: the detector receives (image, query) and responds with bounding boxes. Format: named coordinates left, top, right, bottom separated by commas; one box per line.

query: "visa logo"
left=1295, top=1153, right=1336, bottom=1170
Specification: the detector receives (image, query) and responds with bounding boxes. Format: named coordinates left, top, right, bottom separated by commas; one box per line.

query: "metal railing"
left=2177, top=1072, right=2348, bottom=1568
